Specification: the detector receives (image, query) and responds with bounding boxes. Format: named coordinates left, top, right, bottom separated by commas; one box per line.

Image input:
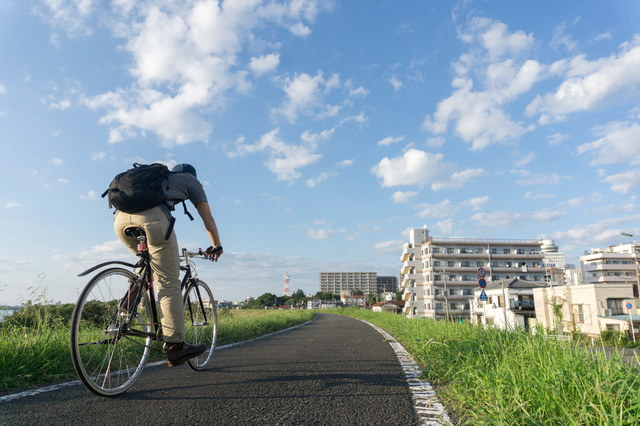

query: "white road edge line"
left=358, top=319, right=452, bottom=426
left=0, top=316, right=318, bottom=404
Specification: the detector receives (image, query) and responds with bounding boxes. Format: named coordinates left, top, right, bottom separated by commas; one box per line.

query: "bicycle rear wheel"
left=70, top=268, right=153, bottom=396
left=183, top=279, right=217, bottom=370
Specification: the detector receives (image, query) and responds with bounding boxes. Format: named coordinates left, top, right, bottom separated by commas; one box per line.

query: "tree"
left=290, top=289, right=307, bottom=305
left=395, top=290, right=403, bottom=301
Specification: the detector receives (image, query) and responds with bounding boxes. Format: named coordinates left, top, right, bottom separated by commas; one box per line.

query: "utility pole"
left=443, top=264, right=450, bottom=321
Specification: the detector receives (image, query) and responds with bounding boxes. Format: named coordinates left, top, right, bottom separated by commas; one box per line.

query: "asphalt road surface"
left=1, top=314, right=421, bottom=425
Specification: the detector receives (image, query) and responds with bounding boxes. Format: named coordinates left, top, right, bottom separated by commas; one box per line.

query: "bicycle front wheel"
left=183, top=279, right=217, bottom=370
left=70, top=268, right=153, bottom=396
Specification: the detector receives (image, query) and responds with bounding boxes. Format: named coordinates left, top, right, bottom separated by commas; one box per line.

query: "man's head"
left=172, top=163, right=197, bottom=178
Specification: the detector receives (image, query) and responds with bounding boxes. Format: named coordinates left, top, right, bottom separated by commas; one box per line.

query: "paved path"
left=1, top=314, right=425, bottom=425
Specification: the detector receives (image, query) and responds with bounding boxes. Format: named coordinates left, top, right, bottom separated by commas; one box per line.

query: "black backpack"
left=102, top=163, right=170, bottom=213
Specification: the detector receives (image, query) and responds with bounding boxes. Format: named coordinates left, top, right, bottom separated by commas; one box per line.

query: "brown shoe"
left=166, top=342, right=206, bottom=367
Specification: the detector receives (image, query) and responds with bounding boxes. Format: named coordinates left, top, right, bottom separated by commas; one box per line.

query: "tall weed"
left=331, top=308, right=640, bottom=425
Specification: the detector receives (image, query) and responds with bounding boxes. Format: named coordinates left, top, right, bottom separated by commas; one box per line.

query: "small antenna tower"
left=283, top=272, right=290, bottom=296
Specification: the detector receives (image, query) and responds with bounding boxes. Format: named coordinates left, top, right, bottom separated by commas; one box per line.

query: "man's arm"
left=195, top=201, right=222, bottom=261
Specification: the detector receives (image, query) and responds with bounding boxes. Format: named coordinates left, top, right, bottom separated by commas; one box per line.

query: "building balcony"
left=510, top=300, right=535, bottom=310
left=583, top=264, right=636, bottom=272
left=403, top=289, right=414, bottom=301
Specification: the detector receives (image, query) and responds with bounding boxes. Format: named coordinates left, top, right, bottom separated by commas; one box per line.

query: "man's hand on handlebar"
left=204, top=245, right=223, bottom=262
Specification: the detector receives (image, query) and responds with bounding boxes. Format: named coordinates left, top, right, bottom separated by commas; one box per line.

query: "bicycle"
left=70, top=227, right=219, bottom=397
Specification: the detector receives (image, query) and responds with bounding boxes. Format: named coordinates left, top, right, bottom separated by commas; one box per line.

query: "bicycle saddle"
left=124, top=227, right=146, bottom=238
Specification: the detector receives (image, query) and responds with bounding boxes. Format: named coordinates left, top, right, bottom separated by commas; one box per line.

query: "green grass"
left=328, top=308, right=640, bottom=425
left=0, top=307, right=314, bottom=394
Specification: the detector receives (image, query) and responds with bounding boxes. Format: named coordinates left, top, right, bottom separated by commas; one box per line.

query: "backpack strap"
left=164, top=216, right=176, bottom=240
left=181, top=201, right=194, bottom=221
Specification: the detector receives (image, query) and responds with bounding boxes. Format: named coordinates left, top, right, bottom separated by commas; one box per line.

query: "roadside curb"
left=358, top=319, right=452, bottom=426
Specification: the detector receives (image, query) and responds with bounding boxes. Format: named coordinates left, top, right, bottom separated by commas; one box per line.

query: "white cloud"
left=462, top=196, right=490, bottom=211
left=50, top=158, right=63, bottom=166
left=417, top=199, right=457, bottom=219
left=390, top=75, right=403, bottom=91
left=5, top=202, right=19, bottom=208
left=436, top=219, right=455, bottom=234
left=372, top=149, right=482, bottom=190
left=272, top=71, right=343, bottom=123
left=80, top=190, right=98, bottom=200
left=577, top=121, right=640, bottom=166
left=70, top=1, right=332, bottom=145
left=0, top=84, right=5, bottom=94
left=551, top=215, right=640, bottom=249
left=377, top=135, right=404, bottom=146
left=516, top=151, right=535, bottom=167
left=565, top=197, right=585, bottom=208
left=464, top=17, right=534, bottom=59
left=510, top=169, right=566, bottom=186
left=373, top=240, right=404, bottom=255
left=392, top=191, right=417, bottom=203
left=547, top=132, right=569, bottom=146
left=38, top=0, right=97, bottom=39
left=249, top=53, right=280, bottom=75
left=338, top=159, right=353, bottom=167
left=423, top=18, right=543, bottom=150
left=526, top=36, right=640, bottom=122
left=603, top=170, right=640, bottom=194
left=229, top=128, right=321, bottom=181
left=307, top=227, right=333, bottom=240
left=472, top=209, right=564, bottom=229
left=306, top=172, right=332, bottom=187
left=289, top=22, right=311, bottom=36
left=524, top=191, right=555, bottom=200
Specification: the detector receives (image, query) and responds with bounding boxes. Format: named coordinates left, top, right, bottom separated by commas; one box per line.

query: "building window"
left=498, top=296, right=504, bottom=307
left=448, top=261, right=455, bottom=267
left=447, top=248, right=454, bottom=254
left=607, top=299, right=625, bottom=315
left=572, top=304, right=585, bottom=323
left=477, top=261, right=484, bottom=267
left=503, top=249, right=511, bottom=254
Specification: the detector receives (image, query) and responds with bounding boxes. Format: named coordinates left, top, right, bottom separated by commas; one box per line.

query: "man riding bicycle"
left=113, top=163, right=223, bottom=367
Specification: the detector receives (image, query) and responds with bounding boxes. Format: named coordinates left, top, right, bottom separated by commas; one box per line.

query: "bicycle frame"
left=76, top=244, right=208, bottom=349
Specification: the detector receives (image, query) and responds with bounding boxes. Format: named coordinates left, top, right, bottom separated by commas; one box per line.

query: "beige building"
left=532, top=283, right=640, bottom=338
left=401, top=228, right=546, bottom=319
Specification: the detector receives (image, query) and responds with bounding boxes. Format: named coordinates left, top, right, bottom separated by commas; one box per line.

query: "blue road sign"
left=479, top=289, right=488, bottom=301
left=627, top=303, right=634, bottom=310
left=478, top=278, right=487, bottom=288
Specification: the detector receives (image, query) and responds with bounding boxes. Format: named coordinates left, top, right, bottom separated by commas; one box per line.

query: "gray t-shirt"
left=165, top=173, right=208, bottom=207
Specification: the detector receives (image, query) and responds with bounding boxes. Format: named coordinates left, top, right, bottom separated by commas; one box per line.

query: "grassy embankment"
left=0, top=304, right=314, bottom=394
left=330, top=308, right=640, bottom=425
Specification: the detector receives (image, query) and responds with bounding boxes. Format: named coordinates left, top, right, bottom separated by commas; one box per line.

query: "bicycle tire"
left=70, top=268, right=153, bottom=396
left=183, top=279, right=217, bottom=370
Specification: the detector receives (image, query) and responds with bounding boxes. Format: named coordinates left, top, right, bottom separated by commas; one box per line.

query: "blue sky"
left=1, top=0, right=640, bottom=305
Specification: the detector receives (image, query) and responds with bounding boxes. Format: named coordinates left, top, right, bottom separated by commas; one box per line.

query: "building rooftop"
left=481, top=278, right=548, bottom=291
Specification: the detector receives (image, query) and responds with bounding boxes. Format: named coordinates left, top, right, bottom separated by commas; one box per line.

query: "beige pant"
left=113, top=207, right=184, bottom=343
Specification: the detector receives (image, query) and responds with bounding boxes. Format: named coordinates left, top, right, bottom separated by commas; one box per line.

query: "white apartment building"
left=401, top=228, right=546, bottom=319
left=580, top=244, right=640, bottom=296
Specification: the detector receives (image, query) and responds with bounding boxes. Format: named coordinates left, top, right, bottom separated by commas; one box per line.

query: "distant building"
left=470, top=279, right=546, bottom=330
left=532, top=283, right=640, bottom=338
left=377, top=276, right=399, bottom=293
left=371, top=300, right=405, bottom=314
left=580, top=243, right=640, bottom=296
left=540, top=239, right=566, bottom=268
left=401, top=227, right=546, bottom=319
left=319, top=272, right=378, bottom=295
